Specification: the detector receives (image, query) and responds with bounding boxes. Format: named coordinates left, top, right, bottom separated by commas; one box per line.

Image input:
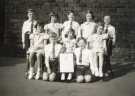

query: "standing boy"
left=44, top=12, right=62, bottom=41
left=103, top=15, right=116, bottom=77
left=62, top=11, right=80, bottom=41
left=22, top=9, right=37, bottom=50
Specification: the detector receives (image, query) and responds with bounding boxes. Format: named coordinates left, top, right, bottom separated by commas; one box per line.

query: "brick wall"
left=3, top=0, right=135, bottom=56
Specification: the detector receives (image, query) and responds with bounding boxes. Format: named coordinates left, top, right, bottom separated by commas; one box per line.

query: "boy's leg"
left=61, top=73, right=66, bottom=81
left=98, top=53, right=104, bottom=77
left=89, top=51, right=95, bottom=75
left=43, top=72, right=49, bottom=81
left=35, top=51, right=44, bottom=80
left=48, top=59, right=58, bottom=81
left=84, top=75, right=92, bottom=83
left=76, top=66, right=84, bottom=83
left=76, top=75, right=84, bottom=83
left=94, top=53, right=99, bottom=77
left=67, top=73, right=72, bottom=80
left=84, top=66, right=92, bottom=83
left=28, top=52, right=35, bottom=80
left=49, top=72, right=56, bottom=81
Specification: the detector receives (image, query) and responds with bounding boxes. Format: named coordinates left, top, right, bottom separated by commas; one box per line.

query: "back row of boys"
left=22, top=9, right=116, bottom=82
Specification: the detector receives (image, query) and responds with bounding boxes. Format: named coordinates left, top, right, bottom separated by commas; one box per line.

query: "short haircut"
left=68, top=10, right=75, bottom=15
left=49, top=12, right=58, bottom=20
left=27, top=9, right=35, bottom=13
left=104, top=15, right=111, bottom=18
left=86, top=10, right=94, bottom=19
left=35, top=21, right=44, bottom=28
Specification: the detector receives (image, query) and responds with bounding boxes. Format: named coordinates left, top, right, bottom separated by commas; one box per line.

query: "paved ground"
left=0, top=57, right=135, bottom=96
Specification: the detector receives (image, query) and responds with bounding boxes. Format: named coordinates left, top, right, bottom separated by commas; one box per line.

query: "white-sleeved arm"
left=110, top=26, right=116, bottom=46
left=22, top=22, right=26, bottom=43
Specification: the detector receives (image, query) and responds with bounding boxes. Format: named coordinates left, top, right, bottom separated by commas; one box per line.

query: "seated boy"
left=28, top=22, right=49, bottom=80
left=43, top=32, right=62, bottom=81
left=74, top=38, right=92, bottom=83
left=60, top=27, right=76, bottom=81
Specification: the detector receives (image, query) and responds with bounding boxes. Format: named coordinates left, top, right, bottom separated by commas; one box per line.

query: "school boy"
left=74, top=38, right=92, bottom=83
left=43, top=33, right=62, bottom=81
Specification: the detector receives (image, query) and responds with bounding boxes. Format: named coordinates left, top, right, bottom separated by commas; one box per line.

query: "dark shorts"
left=24, top=33, right=30, bottom=51
left=76, top=65, right=91, bottom=76
left=44, top=58, right=59, bottom=73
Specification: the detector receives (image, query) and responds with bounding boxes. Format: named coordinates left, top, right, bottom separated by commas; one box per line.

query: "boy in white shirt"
left=22, top=9, right=37, bottom=50
left=88, top=24, right=109, bottom=77
left=43, top=33, right=62, bottom=81
left=62, top=11, right=80, bottom=41
left=103, top=15, right=116, bottom=78
left=77, top=11, right=96, bottom=40
left=74, top=38, right=92, bottom=83
left=28, top=22, right=49, bottom=80
left=44, top=12, right=63, bottom=41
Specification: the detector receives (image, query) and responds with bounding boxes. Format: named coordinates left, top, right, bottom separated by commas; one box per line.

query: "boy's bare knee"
left=43, top=72, right=48, bottom=81
left=49, top=73, right=56, bottom=81
left=76, top=75, right=84, bottom=83
left=84, top=75, right=92, bottom=83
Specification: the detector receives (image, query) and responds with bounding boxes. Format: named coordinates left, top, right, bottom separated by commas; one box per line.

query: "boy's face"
left=27, top=12, right=34, bottom=20
left=78, top=39, right=86, bottom=48
left=68, top=13, right=74, bottom=21
left=104, top=16, right=111, bottom=25
left=86, top=13, right=92, bottom=21
left=51, top=16, right=57, bottom=22
left=36, top=25, right=42, bottom=33
left=97, top=26, right=103, bottom=34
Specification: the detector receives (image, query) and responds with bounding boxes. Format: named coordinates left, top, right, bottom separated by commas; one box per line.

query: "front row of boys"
left=27, top=20, right=109, bottom=83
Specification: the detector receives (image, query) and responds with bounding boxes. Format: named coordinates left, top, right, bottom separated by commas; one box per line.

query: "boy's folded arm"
left=102, top=34, right=109, bottom=39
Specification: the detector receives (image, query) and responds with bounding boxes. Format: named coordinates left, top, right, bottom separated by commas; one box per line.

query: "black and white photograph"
left=0, top=0, right=135, bottom=96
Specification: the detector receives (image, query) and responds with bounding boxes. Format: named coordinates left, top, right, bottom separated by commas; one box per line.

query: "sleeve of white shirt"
left=22, top=22, right=26, bottom=43
left=44, top=24, right=48, bottom=33
left=109, top=26, right=116, bottom=45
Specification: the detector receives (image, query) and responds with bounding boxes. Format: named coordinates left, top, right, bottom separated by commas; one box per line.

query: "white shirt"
left=28, top=32, right=49, bottom=52
left=63, top=38, right=76, bottom=53
left=88, top=34, right=108, bottom=53
left=22, top=19, right=37, bottom=43
left=104, top=24, right=116, bottom=45
left=62, top=21, right=80, bottom=41
left=44, top=23, right=63, bottom=37
left=78, top=22, right=97, bottom=39
left=74, top=48, right=92, bottom=66
left=45, top=43, right=62, bottom=59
